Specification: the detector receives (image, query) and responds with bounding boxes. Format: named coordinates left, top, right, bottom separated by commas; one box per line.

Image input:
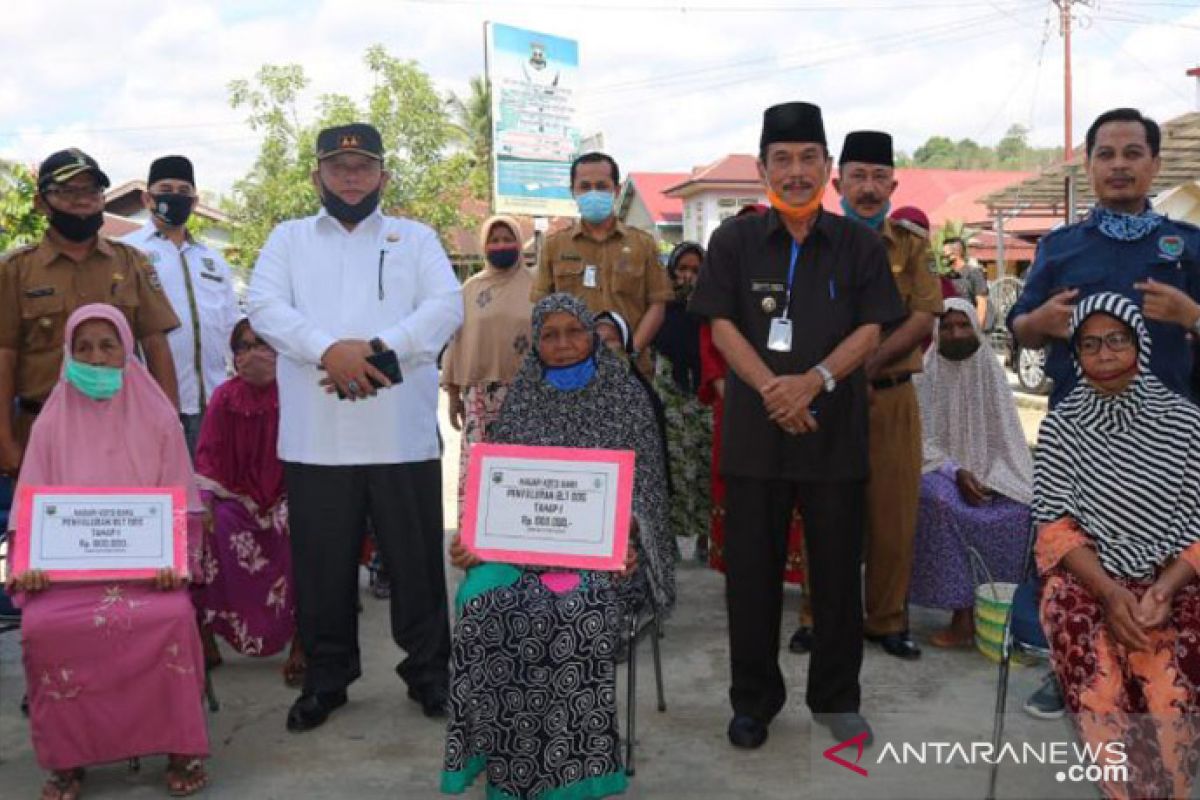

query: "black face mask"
left=319, top=181, right=380, bottom=224
left=151, top=193, right=194, bottom=227
left=47, top=206, right=104, bottom=243
left=485, top=246, right=521, bottom=269
left=939, top=336, right=982, bottom=362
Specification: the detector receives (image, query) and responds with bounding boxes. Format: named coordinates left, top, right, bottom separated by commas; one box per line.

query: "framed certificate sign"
left=12, top=486, right=188, bottom=582
left=461, top=444, right=635, bottom=571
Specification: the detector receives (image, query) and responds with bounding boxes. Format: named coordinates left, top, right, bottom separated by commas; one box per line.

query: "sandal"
left=929, top=627, right=974, bottom=648
left=166, top=756, right=208, bottom=797
left=41, top=768, right=84, bottom=800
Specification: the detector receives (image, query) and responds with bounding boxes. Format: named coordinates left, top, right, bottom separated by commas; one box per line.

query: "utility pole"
left=1053, top=0, right=1091, bottom=221
left=1052, top=0, right=1087, bottom=161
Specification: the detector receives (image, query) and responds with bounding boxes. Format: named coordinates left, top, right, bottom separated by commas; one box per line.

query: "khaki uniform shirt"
left=532, top=221, right=673, bottom=335
left=879, top=220, right=943, bottom=378
left=0, top=235, right=180, bottom=402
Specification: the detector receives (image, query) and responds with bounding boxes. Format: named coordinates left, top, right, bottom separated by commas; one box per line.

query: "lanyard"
left=178, top=249, right=206, bottom=414
left=781, top=239, right=801, bottom=318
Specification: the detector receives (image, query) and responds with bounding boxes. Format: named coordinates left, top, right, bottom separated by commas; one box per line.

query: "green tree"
left=912, top=136, right=957, bottom=167
left=996, top=124, right=1029, bottom=168
left=447, top=74, right=492, bottom=200
left=223, top=46, right=476, bottom=271
left=0, top=160, right=47, bottom=253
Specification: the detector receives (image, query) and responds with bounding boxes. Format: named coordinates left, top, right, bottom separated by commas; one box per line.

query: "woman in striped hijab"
left=1034, top=292, right=1200, bottom=800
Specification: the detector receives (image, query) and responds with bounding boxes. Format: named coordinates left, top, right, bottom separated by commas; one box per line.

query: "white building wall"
left=681, top=189, right=767, bottom=245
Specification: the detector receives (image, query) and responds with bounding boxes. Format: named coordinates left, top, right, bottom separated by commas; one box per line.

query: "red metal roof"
left=626, top=172, right=687, bottom=225
left=664, top=154, right=1031, bottom=228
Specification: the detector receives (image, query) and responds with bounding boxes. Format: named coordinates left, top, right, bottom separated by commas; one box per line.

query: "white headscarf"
left=915, top=297, right=1033, bottom=505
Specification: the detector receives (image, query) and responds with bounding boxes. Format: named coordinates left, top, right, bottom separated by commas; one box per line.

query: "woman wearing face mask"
left=1033, top=293, right=1200, bottom=800
left=192, top=319, right=303, bottom=686
left=651, top=242, right=715, bottom=560
left=441, top=216, right=534, bottom=528
left=442, top=294, right=672, bottom=799
left=910, top=298, right=1032, bottom=648
left=5, top=304, right=210, bottom=799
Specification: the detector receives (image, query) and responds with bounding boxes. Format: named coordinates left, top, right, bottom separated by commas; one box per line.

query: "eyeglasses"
left=233, top=338, right=273, bottom=354
left=1076, top=331, right=1134, bottom=356
left=45, top=184, right=104, bottom=201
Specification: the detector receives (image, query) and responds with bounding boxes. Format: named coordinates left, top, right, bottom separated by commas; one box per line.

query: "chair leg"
left=651, top=613, right=666, bottom=713
left=128, top=757, right=141, bottom=772
left=625, top=613, right=638, bottom=777
left=204, top=669, right=220, bottom=713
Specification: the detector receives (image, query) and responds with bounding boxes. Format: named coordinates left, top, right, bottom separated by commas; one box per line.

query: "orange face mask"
left=766, top=183, right=826, bottom=224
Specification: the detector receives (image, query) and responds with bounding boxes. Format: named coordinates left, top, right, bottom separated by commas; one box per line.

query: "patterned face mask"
left=1094, top=205, right=1163, bottom=242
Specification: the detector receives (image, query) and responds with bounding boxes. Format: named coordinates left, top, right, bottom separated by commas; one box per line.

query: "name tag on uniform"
left=583, top=265, right=598, bottom=288
left=199, top=273, right=224, bottom=283
left=767, top=318, right=793, bottom=352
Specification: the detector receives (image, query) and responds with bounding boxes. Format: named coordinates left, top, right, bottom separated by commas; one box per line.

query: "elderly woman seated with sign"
left=1034, top=293, right=1200, bottom=800
left=440, top=294, right=673, bottom=800
left=6, top=304, right=209, bottom=800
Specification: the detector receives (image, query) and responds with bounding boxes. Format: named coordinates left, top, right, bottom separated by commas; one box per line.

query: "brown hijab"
left=441, top=215, right=535, bottom=387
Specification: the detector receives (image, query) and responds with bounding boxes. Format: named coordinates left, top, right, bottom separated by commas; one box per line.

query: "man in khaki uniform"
left=0, top=149, right=180, bottom=476
left=832, top=131, right=943, bottom=660
left=532, top=152, right=672, bottom=371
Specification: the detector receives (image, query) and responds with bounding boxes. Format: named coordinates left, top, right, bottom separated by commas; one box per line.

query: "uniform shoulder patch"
left=0, top=243, right=38, bottom=265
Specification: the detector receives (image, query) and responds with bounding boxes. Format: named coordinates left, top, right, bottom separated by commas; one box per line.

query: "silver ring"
left=347, top=380, right=361, bottom=395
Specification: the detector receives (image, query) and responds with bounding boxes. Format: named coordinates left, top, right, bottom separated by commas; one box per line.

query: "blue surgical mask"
left=576, top=191, right=614, bottom=224
left=544, top=357, right=597, bottom=391
left=65, top=357, right=123, bottom=400
left=840, top=197, right=890, bottom=230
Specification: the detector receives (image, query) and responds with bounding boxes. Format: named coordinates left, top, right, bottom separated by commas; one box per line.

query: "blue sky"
left=2, top=0, right=1197, bottom=196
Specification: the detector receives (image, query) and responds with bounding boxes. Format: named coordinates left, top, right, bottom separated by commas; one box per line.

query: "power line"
left=403, top=0, right=1043, bottom=11
left=586, top=5, right=1046, bottom=117
left=588, top=10, right=1013, bottom=96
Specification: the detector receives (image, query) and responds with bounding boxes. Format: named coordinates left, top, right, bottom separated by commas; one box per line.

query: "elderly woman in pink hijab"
left=5, top=304, right=209, bottom=799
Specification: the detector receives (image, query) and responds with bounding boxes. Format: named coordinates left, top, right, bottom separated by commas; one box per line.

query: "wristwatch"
left=814, top=363, right=836, bottom=393
left=370, top=337, right=387, bottom=354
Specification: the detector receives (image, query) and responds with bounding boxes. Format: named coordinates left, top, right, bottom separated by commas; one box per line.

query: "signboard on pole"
left=485, top=22, right=581, bottom=217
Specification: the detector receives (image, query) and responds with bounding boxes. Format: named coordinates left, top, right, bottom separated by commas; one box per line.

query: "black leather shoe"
left=286, top=690, right=347, bottom=732
left=865, top=631, right=922, bottom=660
left=408, top=684, right=448, bottom=718
left=727, top=714, right=769, bottom=749
left=788, top=626, right=813, bottom=654
left=813, top=711, right=874, bottom=746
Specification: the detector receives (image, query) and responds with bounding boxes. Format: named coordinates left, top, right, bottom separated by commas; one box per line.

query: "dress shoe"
left=408, top=683, right=448, bottom=718
left=788, top=626, right=813, bottom=654
left=286, top=690, right=347, bottom=732
left=865, top=631, right=922, bottom=660
left=727, top=714, right=769, bottom=749
left=813, top=712, right=874, bottom=746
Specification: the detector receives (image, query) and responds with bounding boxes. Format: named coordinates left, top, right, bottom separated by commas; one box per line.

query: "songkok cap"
left=316, top=123, right=384, bottom=161
left=839, top=131, right=894, bottom=167
left=760, top=102, right=826, bottom=151
left=37, top=148, right=110, bottom=192
left=148, top=155, right=195, bottom=186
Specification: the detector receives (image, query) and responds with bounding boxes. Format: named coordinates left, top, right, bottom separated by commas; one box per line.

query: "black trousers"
left=284, top=460, right=449, bottom=696
left=724, top=477, right=865, bottom=721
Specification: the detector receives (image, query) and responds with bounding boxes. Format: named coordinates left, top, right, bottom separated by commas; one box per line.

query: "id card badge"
left=767, top=317, right=793, bottom=352
left=583, top=265, right=598, bottom=288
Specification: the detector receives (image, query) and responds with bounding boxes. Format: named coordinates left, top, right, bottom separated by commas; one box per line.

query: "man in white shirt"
left=248, top=123, right=463, bottom=732
left=121, top=155, right=240, bottom=455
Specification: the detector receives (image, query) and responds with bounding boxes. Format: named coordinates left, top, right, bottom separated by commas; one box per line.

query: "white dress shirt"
left=247, top=207, right=463, bottom=466
left=122, top=222, right=240, bottom=415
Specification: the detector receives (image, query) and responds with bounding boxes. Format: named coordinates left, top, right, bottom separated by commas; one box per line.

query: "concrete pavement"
left=0, top=399, right=1101, bottom=800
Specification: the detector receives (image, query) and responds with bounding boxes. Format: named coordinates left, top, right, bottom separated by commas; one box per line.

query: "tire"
left=1015, top=345, right=1053, bottom=396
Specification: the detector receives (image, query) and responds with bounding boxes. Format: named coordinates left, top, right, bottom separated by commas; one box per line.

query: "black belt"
left=870, top=373, right=912, bottom=391
left=17, top=398, right=44, bottom=415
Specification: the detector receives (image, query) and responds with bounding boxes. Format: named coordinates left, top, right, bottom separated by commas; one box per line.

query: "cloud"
left=1, top=0, right=1196, bottom=197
